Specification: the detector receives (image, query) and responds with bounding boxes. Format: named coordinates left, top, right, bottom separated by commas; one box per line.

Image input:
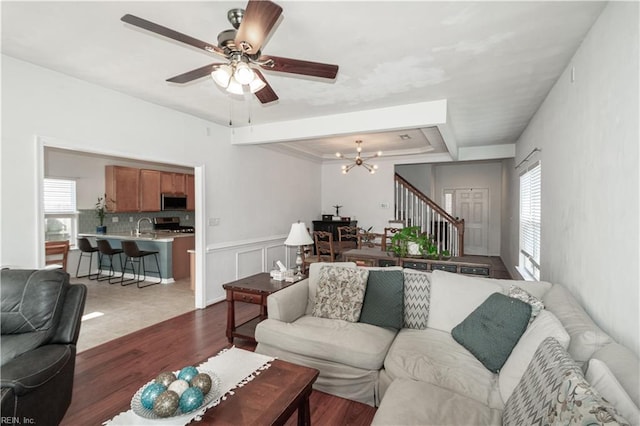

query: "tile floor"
left=75, top=274, right=195, bottom=353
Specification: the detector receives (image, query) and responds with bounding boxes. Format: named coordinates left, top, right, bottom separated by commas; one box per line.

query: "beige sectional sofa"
left=255, top=263, right=639, bottom=425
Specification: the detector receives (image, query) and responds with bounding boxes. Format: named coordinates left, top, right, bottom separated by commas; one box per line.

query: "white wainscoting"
left=204, top=234, right=295, bottom=306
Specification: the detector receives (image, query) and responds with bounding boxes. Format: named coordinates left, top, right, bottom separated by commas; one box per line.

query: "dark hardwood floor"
left=63, top=300, right=377, bottom=425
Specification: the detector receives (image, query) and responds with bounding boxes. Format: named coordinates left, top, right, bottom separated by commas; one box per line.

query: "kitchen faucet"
left=135, top=217, right=153, bottom=236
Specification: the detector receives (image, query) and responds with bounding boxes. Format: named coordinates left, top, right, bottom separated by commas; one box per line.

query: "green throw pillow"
left=452, top=292, right=531, bottom=373
left=359, top=270, right=404, bottom=329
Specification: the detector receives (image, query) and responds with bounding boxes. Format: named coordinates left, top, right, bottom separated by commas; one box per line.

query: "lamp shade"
left=284, top=222, right=314, bottom=246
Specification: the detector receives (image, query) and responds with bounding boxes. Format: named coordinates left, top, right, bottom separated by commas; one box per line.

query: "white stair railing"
left=394, top=173, right=465, bottom=256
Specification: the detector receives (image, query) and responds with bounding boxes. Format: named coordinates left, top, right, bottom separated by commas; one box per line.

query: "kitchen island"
left=79, top=232, right=194, bottom=283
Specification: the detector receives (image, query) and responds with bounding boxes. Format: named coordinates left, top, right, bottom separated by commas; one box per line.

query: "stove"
left=153, top=217, right=195, bottom=233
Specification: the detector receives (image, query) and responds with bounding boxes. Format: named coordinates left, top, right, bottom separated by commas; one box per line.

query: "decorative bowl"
left=131, top=370, right=221, bottom=419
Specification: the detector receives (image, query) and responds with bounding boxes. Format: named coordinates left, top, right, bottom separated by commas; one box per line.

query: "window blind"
left=519, top=162, right=541, bottom=276
left=44, top=178, right=77, bottom=214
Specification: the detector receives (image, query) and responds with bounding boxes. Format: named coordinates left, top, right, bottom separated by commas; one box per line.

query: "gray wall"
left=502, top=2, right=639, bottom=355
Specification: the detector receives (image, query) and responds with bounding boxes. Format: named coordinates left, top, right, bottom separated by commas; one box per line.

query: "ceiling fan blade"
left=121, top=14, right=225, bottom=57
left=253, top=69, right=279, bottom=104
left=166, top=63, right=227, bottom=84
left=234, top=0, right=282, bottom=55
left=259, top=55, right=338, bottom=79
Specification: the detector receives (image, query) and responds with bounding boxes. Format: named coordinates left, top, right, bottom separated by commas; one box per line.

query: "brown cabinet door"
left=186, top=174, right=195, bottom=211
left=139, top=169, right=161, bottom=211
left=160, top=172, right=186, bottom=195
left=105, top=166, right=139, bottom=212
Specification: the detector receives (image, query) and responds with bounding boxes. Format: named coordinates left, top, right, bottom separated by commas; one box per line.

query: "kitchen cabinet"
left=139, top=169, right=161, bottom=212
left=105, top=166, right=139, bottom=212
left=161, top=172, right=186, bottom=195
left=172, top=235, right=195, bottom=280
left=186, top=174, right=195, bottom=211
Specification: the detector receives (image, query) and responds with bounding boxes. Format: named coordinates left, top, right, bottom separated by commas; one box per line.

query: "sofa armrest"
left=52, top=284, right=87, bottom=345
left=267, top=279, right=309, bottom=323
left=0, top=344, right=74, bottom=396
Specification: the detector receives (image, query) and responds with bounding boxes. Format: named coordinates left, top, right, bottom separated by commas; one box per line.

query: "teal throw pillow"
left=359, top=270, right=404, bottom=329
left=452, top=292, right=531, bottom=373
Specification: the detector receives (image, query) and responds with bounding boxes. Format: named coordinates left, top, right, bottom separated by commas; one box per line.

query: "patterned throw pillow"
left=403, top=269, right=431, bottom=329
left=509, top=285, right=544, bottom=324
left=311, top=266, right=369, bottom=322
left=549, top=370, right=630, bottom=425
left=503, top=337, right=629, bottom=426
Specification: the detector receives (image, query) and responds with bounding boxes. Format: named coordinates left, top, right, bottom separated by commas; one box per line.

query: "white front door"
left=454, top=188, right=489, bottom=255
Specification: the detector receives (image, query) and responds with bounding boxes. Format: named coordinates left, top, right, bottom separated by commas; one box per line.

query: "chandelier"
left=210, top=53, right=267, bottom=95
left=335, top=140, right=382, bottom=174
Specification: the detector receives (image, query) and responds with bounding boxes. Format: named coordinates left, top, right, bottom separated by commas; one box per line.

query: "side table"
left=222, top=272, right=298, bottom=344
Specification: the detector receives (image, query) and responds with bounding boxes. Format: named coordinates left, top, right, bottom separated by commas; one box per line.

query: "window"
left=44, top=178, right=78, bottom=245
left=519, top=162, right=541, bottom=280
left=443, top=190, right=454, bottom=216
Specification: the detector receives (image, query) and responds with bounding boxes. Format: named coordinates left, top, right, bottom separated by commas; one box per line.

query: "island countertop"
left=79, top=232, right=194, bottom=242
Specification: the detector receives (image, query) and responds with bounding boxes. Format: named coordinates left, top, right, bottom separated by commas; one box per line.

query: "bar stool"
left=96, top=239, right=126, bottom=284
left=121, top=240, right=162, bottom=288
left=75, top=237, right=100, bottom=279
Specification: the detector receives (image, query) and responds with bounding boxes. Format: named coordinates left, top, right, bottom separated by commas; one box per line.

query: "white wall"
left=395, top=163, right=434, bottom=197
left=1, top=55, right=321, bottom=306
left=433, top=161, right=503, bottom=256
left=320, top=157, right=398, bottom=233
left=503, top=2, right=639, bottom=355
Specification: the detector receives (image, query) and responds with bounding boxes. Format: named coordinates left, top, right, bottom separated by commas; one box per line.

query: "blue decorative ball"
left=140, top=382, right=166, bottom=410
left=179, top=387, right=204, bottom=413
left=177, top=366, right=199, bottom=383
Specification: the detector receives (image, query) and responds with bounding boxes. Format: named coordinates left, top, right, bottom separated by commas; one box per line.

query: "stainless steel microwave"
left=161, top=193, right=187, bottom=210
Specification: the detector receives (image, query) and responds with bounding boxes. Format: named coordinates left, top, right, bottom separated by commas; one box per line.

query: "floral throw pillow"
left=509, top=284, right=545, bottom=324
left=312, top=266, right=369, bottom=322
left=549, top=370, right=630, bottom=425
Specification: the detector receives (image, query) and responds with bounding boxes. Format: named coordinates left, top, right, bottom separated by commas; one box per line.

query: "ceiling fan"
left=121, top=0, right=339, bottom=104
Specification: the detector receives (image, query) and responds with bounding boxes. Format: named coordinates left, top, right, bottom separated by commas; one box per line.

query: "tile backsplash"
left=79, top=210, right=195, bottom=233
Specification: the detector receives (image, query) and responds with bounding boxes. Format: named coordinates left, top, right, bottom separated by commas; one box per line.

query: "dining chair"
left=358, top=231, right=384, bottom=250
left=381, top=227, right=402, bottom=252
left=303, top=231, right=335, bottom=272
left=337, top=226, right=360, bottom=254
left=44, top=240, right=70, bottom=272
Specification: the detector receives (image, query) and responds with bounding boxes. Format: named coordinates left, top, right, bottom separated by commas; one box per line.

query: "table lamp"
left=284, top=221, right=314, bottom=278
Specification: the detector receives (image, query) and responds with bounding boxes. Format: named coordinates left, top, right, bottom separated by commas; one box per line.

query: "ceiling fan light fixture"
left=249, top=76, right=266, bottom=93
left=234, top=61, right=255, bottom=85
left=226, top=78, right=245, bottom=95
left=211, top=65, right=232, bottom=88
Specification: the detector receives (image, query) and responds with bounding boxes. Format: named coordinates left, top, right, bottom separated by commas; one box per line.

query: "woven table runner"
left=104, top=347, right=275, bottom=425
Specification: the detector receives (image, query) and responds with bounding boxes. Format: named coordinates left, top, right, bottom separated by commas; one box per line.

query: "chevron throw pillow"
left=403, top=269, right=431, bottom=329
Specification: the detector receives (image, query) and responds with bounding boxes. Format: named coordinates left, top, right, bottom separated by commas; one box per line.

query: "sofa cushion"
left=358, top=270, right=404, bottom=329
left=312, top=265, right=369, bottom=322
left=543, top=284, right=612, bottom=363
left=503, top=337, right=628, bottom=425
left=452, top=293, right=531, bottom=373
left=255, top=315, right=396, bottom=370
left=586, top=342, right=640, bottom=425
left=489, top=277, right=553, bottom=300
left=498, top=309, right=570, bottom=402
left=508, top=284, right=544, bottom=324
left=402, top=269, right=431, bottom=329
left=372, top=379, right=502, bottom=426
left=383, top=327, right=503, bottom=408
left=427, top=270, right=502, bottom=333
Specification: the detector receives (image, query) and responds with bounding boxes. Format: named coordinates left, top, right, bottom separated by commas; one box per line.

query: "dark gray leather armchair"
left=1, top=269, right=87, bottom=426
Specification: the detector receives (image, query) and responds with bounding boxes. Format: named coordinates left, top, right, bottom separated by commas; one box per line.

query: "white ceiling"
left=1, top=1, right=606, bottom=160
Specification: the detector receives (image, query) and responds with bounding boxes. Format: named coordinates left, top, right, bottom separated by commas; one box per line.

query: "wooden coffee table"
left=202, top=358, right=319, bottom=425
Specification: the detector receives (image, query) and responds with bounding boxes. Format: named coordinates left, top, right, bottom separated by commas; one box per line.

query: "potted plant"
left=389, top=226, right=432, bottom=257
left=95, top=194, right=112, bottom=234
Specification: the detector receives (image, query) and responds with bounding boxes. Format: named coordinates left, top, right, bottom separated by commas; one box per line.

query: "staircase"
left=394, top=173, right=465, bottom=256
